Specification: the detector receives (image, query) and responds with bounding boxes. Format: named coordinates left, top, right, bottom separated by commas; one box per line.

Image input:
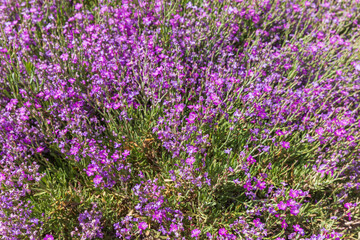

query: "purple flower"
left=75, top=3, right=83, bottom=10
left=191, top=228, right=201, bottom=237
left=5, top=98, right=18, bottom=111
left=256, top=180, right=266, bottom=190
left=288, top=232, right=297, bottom=239
left=175, top=103, right=185, bottom=113
left=290, top=207, right=300, bottom=216
left=0, top=173, right=6, bottom=182
left=93, top=175, right=103, bottom=186
left=293, top=224, right=305, bottom=235
left=247, top=155, right=256, bottom=165
left=218, top=228, right=227, bottom=236
left=36, top=146, right=45, bottom=153
left=86, top=164, right=98, bottom=176
left=224, top=148, right=232, bottom=154
left=289, top=189, right=299, bottom=198
left=287, top=199, right=297, bottom=208
left=210, top=93, right=221, bottom=105
left=344, top=202, right=353, bottom=209
left=187, top=146, right=198, bottom=155
left=278, top=201, right=287, bottom=210
left=152, top=211, right=163, bottom=222
left=44, top=235, right=54, bottom=240
left=281, top=141, right=290, bottom=149
left=186, top=157, right=196, bottom=165
left=112, top=153, right=120, bottom=160
left=186, top=112, right=197, bottom=124
left=122, top=150, right=130, bottom=157
left=138, top=222, right=148, bottom=230
left=170, top=223, right=178, bottom=232
left=262, top=146, right=270, bottom=152
left=253, top=218, right=261, bottom=227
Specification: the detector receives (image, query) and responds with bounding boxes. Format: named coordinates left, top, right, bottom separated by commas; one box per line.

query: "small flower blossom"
left=186, top=112, right=197, bottom=124
left=0, top=173, right=6, bottom=182
left=224, top=148, right=232, bottom=154
left=36, top=146, right=45, bottom=153
left=186, top=157, right=196, bottom=165
left=191, top=228, right=201, bottom=237
left=138, top=222, right=148, bottom=230
left=175, top=103, right=185, bottom=113
left=247, top=155, right=256, bottom=165
left=170, top=223, right=178, bottom=232
left=219, top=228, right=227, bottom=236
left=289, top=189, right=299, bottom=198
left=75, top=3, right=83, bottom=10
left=93, top=175, right=103, bottom=186
left=281, top=141, right=290, bottom=149
left=293, top=224, right=305, bottom=235
left=122, top=150, right=130, bottom=157
left=44, top=235, right=54, bottom=240
left=278, top=201, right=287, bottom=210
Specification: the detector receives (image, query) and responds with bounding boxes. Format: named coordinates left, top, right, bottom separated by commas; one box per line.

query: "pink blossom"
left=138, top=222, right=148, bottom=230
left=219, top=228, right=227, bottom=236
left=191, top=228, right=201, bottom=237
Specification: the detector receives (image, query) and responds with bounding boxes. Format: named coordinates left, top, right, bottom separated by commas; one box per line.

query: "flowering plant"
left=0, top=0, right=359, bottom=239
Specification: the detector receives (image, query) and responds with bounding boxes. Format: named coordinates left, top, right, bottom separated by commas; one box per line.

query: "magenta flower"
left=86, top=164, right=98, bottom=176
left=170, top=223, right=178, bottom=232
left=75, top=3, right=83, bottom=10
left=0, top=173, right=5, bottom=182
left=281, top=141, right=290, bottom=149
left=256, top=180, right=266, bottom=190
left=36, top=146, right=45, bottom=153
left=253, top=218, right=261, bottom=227
left=247, top=155, right=256, bottom=165
left=175, top=103, right=185, bottom=113
left=293, top=224, right=305, bottom=235
left=289, top=189, right=299, bottom=198
left=315, top=128, right=324, bottom=135
left=218, top=228, right=227, bottom=236
left=344, top=202, right=353, bottom=209
left=186, top=157, right=196, bottom=165
left=278, top=201, right=287, bottom=210
left=93, top=175, right=103, bottom=186
left=290, top=207, right=300, bottom=216
left=138, top=222, right=148, bottom=230
left=287, top=199, right=297, bottom=208
left=191, top=228, right=201, bottom=237
left=347, top=135, right=355, bottom=141
left=152, top=211, right=163, bottom=222
left=44, top=235, right=54, bottom=240
left=122, top=150, right=130, bottom=157
left=186, top=112, right=197, bottom=124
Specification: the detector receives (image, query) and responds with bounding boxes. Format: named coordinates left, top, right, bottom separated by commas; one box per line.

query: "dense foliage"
left=0, top=0, right=360, bottom=239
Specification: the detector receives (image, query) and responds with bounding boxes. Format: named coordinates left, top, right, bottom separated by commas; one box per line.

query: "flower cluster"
left=0, top=0, right=359, bottom=239
left=71, top=204, right=103, bottom=240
